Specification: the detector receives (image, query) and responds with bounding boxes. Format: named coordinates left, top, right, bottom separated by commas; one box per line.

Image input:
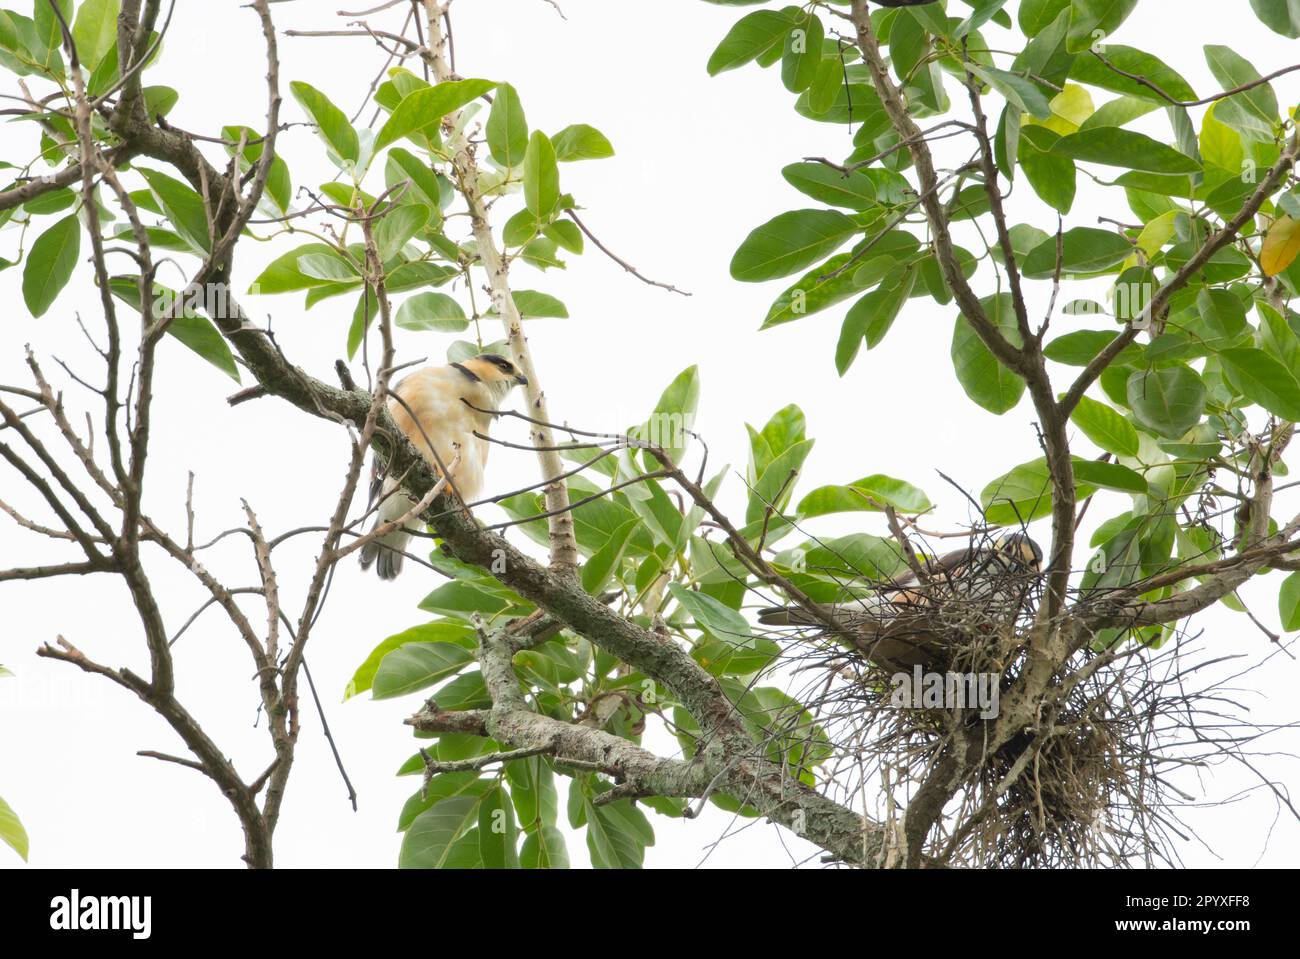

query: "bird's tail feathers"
left=758, top=605, right=824, bottom=627
left=360, top=474, right=413, bottom=581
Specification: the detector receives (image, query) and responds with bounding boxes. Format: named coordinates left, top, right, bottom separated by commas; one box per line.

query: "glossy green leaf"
left=291, top=81, right=359, bottom=164
left=982, top=457, right=1097, bottom=526
left=1071, top=395, right=1139, bottom=456
left=1218, top=346, right=1300, bottom=421
left=797, top=474, right=932, bottom=517
left=395, top=291, right=468, bottom=332
left=836, top=265, right=916, bottom=373
left=0, top=795, right=27, bottom=862
left=670, top=582, right=753, bottom=645
left=346, top=621, right=473, bottom=699
left=1126, top=365, right=1207, bottom=438
left=1066, top=0, right=1139, bottom=53
left=1205, top=45, right=1279, bottom=138
left=781, top=12, right=823, bottom=94
left=731, top=209, right=858, bottom=282
left=1280, top=570, right=1300, bottom=630
left=523, top=131, right=560, bottom=217
left=550, top=123, right=614, bottom=161
left=951, top=293, right=1025, bottom=414
left=707, top=9, right=796, bottom=75
left=781, top=162, right=876, bottom=210
left=1022, top=227, right=1133, bottom=277
left=139, top=168, right=211, bottom=254
left=399, top=796, right=481, bottom=868
left=1250, top=0, right=1300, bottom=37
left=582, top=519, right=638, bottom=594
left=70, top=0, right=119, bottom=70
left=372, top=642, right=475, bottom=700
left=376, top=79, right=496, bottom=151
left=486, top=82, right=528, bottom=167
left=1052, top=127, right=1201, bottom=174
left=374, top=204, right=430, bottom=261
left=21, top=214, right=79, bottom=317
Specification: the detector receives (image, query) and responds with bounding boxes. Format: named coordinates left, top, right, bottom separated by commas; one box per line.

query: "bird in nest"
left=360, top=352, right=528, bottom=580
left=758, top=532, right=1044, bottom=671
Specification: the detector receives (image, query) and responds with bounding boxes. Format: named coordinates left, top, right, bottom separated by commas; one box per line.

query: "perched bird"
left=359, top=352, right=528, bottom=580
left=758, top=532, right=1043, bottom=670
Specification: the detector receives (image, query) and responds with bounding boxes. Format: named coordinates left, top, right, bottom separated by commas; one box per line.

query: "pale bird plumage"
left=360, top=353, right=527, bottom=580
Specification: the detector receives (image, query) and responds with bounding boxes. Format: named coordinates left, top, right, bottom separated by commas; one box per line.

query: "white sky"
left=1, top=0, right=1298, bottom=869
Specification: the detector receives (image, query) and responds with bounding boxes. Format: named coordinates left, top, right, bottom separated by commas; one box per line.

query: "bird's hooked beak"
left=515, top=372, right=529, bottom=387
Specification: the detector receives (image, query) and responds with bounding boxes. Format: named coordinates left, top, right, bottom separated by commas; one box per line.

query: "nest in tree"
left=753, top=525, right=1284, bottom=869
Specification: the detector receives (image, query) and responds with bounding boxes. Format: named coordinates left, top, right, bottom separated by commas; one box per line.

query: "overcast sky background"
left=2, top=0, right=1298, bottom=869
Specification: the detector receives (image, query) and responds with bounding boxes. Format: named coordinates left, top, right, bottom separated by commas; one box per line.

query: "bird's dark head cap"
left=994, top=531, right=1043, bottom=568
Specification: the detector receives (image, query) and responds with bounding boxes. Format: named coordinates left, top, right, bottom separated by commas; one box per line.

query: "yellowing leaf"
left=1262, top=216, right=1300, bottom=276
left=1136, top=210, right=1177, bottom=257
left=1041, top=83, right=1095, bottom=135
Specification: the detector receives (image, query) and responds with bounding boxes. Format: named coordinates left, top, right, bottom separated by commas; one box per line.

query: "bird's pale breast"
left=389, top=367, right=495, bottom=502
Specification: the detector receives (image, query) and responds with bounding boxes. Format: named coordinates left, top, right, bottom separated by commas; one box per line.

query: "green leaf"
left=511, top=289, right=569, bottom=318
left=1022, top=227, right=1133, bottom=277
left=106, top=277, right=240, bottom=381
left=584, top=798, right=649, bottom=869
left=297, top=251, right=358, bottom=283
left=707, top=9, right=795, bottom=75
left=639, top=364, right=700, bottom=464
left=1051, top=127, right=1201, bottom=174
left=395, top=291, right=468, bottom=332
left=730, top=209, right=858, bottom=282
left=385, top=147, right=448, bottom=217
left=670, top=582, right=753, bottom=645
left=222, top=125, right=292, bottom=213
left=70, top=0, right=119, bottom=69
left=1280, top=570, right=1300, bottom=630
left=1126, top=365, right=1207, bottom=438
left=781, top=12, right=823, bottom=94
left=523, top=131, right=560, bottom=217
left=1020, top=0, right=1071, bottom=36
left=1045, top=329, right=1141, bottom=366
left=780, top=162, right=876, bottom=210
left=1066, top=0, right=1139, bottom=53
left=1218, top=346, right=1300, bottom=421
left=400, top=795, right=482, bottom=868
left=520, top=823, right=570, bottom=868
left=582, top=519, right=638, bottom=595
left=1072, top=458, right=1148, bottom=494
left=376, top=79, right=496, bottom=151
left=970, top=64, right=1052, bottom=119
left=21, top=214, right=79, bottom=318
left=486, top=82, right=528, bottom=167
left=1071, top=395, right=1139, bottom=456
left=346, top=621, right=473, bottom=699
left=836, top=265, right=916, bottom=373
left=798, top=474, right=932, bottom=518
left=746, top=438, right=813, bottom=527
left=291, top=81, right=359, bottom=165
left=139, top=168, right=211, bottom=254
left=1069, top=45, right=1198, bottom=103
left=951, top=293, right=1025, bottom=414
left=374, top=204, right=430, bottom=260
left=372, top=642, right=475, bottom=699
left=478, top=786, right=519, bottom=869
left=1205, top=45, right=1279, bottom=138
left=550, top=123, right=614, bottom=161
left=1250, top=0, right=1300, bottom=37
left=0, top=795, right=27, bottom=862
left=248, top=243, right=341, bottom=295
left=1019, top=126, right=1077, bottom=213
left=982, top=457, right=1099, bottom=525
